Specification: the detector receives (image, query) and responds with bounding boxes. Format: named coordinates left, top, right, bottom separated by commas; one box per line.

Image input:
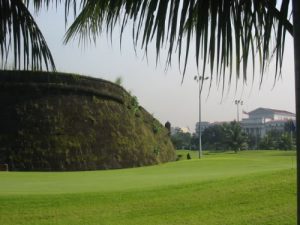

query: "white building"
left=241, top=107, right=295, bottom=137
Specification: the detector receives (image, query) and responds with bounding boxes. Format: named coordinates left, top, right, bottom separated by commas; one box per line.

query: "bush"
left=187, top=153, right=192, bottom=160
left=176, top=154, right=183, bottom=161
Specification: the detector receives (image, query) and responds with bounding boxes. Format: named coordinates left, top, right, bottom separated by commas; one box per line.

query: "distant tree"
left=284, top=120, right=296, bottom=150
left=247, top=133, right=261, bottom=150
left=284, top=120, right=296, bottom=143
left=202, top=124, right=227, bottom=150
left=259, top=129, right=294, bottom=150
left=223, top=121, right=248, bottom=153
left=284, top=120, right=296, bottom=134
left=201, top=122, right=248, bottom=152
left=278, top=133, right=294, bottom=150
left=171, top=131, right=192, bottom=150
left=259, top=133, right=276, bottom=150
left=190, top=133, right=199, bottom=150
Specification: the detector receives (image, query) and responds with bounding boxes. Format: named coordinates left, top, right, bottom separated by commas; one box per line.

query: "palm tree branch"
left=15, top=0, right=293, bottom=81
left=63, top=0, right=292, bottom=87
left=0, top=0, right=55, bottom=70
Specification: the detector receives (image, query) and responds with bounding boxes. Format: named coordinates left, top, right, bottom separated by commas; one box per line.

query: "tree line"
left=171, top=121, right=295, bottom=152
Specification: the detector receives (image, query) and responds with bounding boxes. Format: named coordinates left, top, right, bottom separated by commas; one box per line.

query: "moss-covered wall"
left=0, top=70, right=175, bottom=171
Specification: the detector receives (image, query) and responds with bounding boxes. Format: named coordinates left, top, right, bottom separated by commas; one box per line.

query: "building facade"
left=241, top=108, right=295, bottom=137
left=194, top=107, right=295, bottom=138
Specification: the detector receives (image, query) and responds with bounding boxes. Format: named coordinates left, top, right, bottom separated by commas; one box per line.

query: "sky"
left=31, top=5, right=295, bottom=132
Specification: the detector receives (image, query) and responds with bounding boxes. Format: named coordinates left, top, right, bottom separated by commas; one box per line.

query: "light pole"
left=234, top=100, right=243, bottom=122
left=194, top=75, right=209, bottom=159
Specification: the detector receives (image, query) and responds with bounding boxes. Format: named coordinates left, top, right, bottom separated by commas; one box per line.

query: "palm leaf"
left=1, top=0, right=293, bottom=77
left=64, top=0, right=292, bottom=87
left=0, top=0, right=55, bottom=70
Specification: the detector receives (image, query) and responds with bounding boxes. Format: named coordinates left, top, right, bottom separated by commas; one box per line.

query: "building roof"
left=247, top=107, right=295, bottom=116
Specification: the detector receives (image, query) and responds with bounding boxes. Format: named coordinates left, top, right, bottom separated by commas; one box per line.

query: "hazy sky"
left=32, top=6, right=295, bottom=132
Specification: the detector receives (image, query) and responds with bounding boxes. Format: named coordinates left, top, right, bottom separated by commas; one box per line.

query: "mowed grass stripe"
left=0, top=169, right=295, bottom=225
left=0, top=151, right=295, bottom=195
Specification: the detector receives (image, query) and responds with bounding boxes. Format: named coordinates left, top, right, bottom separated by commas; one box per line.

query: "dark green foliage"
left=0, top=71, right=176, bottom=171
left=152, top=120, right=163, bottom=134
left=0, top=70, right=127, bottom=103
left=172, top=122, right=247, bottom=152
left=187, top=153, right=191, bottom=160
left=201, top=123, right=295, bottom=151
left=285, top=120, right=295, bottom=132
left=176, top=154, right=183, bottom=161
left=259, top=129, right=295, bottom=150
left=201, top=122, right=248, bottom=152
left=202, top=124, right=227, bottom=150
left=278, top=133, right=294, bottom=150
left=190, top=133, right=199, bottom=150
left=171, top=131, right=191, bottom=149
left=223, top=121, right=248, bottom=152
left=153, top=146, right=160, bottom=156
left=247, top=133, right=261, bottom=150
left=130, top=95, right=139, bottom=114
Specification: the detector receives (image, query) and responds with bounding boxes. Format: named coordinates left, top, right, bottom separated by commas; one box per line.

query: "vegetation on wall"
left=0, top=70, right=175, bottom=171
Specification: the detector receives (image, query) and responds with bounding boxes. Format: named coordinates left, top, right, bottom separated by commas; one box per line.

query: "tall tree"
left=223, top=121, right=248, bottom=152
left=201, top=122, right=248, bottom=151
left=202, top=124, right=227, bottom=150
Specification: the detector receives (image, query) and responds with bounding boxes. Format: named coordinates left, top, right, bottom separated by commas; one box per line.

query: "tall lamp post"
left=234, top=100, right=243, bottom=122
left=194, top=75, right=209, bottom=159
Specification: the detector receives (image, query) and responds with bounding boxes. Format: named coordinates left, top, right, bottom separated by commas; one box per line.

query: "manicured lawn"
left=0, top=151, right=296, bottom=224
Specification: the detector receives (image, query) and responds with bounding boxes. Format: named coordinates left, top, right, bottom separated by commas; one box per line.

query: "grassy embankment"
left=0, top=150, right=296, bottom=225
left=0, top=70, right=175, bottom=171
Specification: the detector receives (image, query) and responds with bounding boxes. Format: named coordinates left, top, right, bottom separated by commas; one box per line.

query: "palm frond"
left=0, top=0, right=55, bottom=70
left=64, top=0, right=292, bottom=86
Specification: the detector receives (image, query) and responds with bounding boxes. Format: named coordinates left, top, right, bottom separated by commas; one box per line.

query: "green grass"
left=0, top=150, right=296, bottom=224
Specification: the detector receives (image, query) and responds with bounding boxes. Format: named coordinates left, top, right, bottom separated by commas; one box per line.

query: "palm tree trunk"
left=292, top=0, right=300, bottom=224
